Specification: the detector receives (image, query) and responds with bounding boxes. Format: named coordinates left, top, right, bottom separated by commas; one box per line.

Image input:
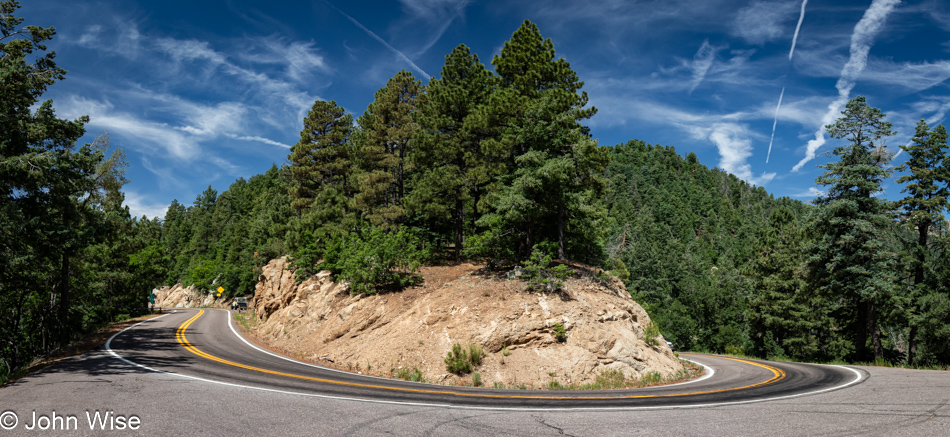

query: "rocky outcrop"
left=247, top=257, right=685, bottom=388
left=152, top=283, right=241, bottom=309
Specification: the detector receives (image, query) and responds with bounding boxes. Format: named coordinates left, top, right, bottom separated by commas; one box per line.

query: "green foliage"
left=393, top=367, right=425, bottom=382
left=805, top=96, right=897, bottom=362
left=552, top=323, right=567, bottom=342
left=894, top=120, right=950, bottom=366
left=443, top=343, right=484, bottom=375
left=321, top=225, right=430, bottom=295
left=643, top=323, right=661, bottom=347
left=521, top=244, right=572, bottom=292
left=0, top=2, right=154, bottom=379
left=162, top=165, right=294, bottom=296
left=471, top=371, right=482, bottom=387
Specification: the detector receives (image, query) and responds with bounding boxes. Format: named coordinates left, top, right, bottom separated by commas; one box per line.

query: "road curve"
left=106, top=309, right=862, bottom=410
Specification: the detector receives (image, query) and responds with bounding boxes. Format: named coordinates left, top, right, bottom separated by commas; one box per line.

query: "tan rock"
left=245, top=257, right=685, bottom=388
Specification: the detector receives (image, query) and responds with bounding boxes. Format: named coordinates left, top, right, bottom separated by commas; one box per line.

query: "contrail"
left=325, top=2, right=431, bottom=80
left=789, top=0, right=808, bottom=61
left=792, top=0, right=900, bottom=172
left=766, top=87, right=785, bottom=164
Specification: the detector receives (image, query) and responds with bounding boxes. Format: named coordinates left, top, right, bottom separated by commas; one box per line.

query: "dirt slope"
left=248, top=257, right=685, bottom=388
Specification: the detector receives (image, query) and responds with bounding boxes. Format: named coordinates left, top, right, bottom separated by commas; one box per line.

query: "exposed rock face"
left=249, top=257, right=685, bottom=388
left=152, top=283, right=238, bottom=309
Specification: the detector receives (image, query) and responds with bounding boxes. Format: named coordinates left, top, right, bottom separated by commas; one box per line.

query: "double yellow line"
left=176, top=310, right=786, bottom=401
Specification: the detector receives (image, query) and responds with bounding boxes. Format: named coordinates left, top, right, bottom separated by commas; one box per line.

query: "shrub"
left=321, top=225, right=431, bottom=295
left=522, top=243, right=572, bottom=292
left=552, top=323, right=567, bottom=342
left=394, top=367, right=425, bottom=382
left=444, top=343, right=484, bottom=375
left=644, top=322, right=661, bottom=347
left=472, top=372, right=482, bottom=387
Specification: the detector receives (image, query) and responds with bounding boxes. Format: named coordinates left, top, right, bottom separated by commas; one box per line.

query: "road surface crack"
left=533, top=414, right=578, bottom=437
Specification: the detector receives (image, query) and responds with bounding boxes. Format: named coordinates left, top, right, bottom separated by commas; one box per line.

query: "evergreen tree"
left=408, top=44, right=493, bottom=261
left=354, top=70, right=422, bottom=227
left=804, top=96, right=896, bottom=361
left=288, top=100, right=353, bottom=215
left=895, top=120, right=950, bottom=364
left=469, top=20, right=605, bottom=261
left=748, top=208, right=824, bottom=360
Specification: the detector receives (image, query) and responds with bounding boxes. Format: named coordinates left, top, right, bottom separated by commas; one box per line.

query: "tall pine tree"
left=805, top=96, right=896, bottom=361
left=895, top=120, right=950, bottom=364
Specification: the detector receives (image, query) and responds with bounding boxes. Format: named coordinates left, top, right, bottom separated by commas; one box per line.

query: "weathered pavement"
left=0, top=309, right=947, bottom=436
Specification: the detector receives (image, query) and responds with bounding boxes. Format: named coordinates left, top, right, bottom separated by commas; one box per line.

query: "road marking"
left=176, top=309, right=784, bottom=401
left=104, top=309, right=865, bottom=411
left=224, top=308, right=716, bottom=389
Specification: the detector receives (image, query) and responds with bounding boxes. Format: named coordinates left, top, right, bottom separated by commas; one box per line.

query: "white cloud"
left=709, top=123, right=776, bottom=186
left=793, top=0, right=901, bottom=172
left=123, top=190, right=169, bottom=220
left=78, top=25, right=102, bottom=45
left=732, top=0, right=799, bottom=45
left=225, top=134, right=292, bottom=149
left=789, top=0, right=809, bottom=60
left=59, top=96, right=198, bottom=160
left=766, top=87, right=785, bottom=163
left=154, top=38, right=228, bottom=65
left=793, top=186, right=826, bottom=198
left=247, top=37, right=330, bottom=83
left=689, top=39, right=720, bottom=93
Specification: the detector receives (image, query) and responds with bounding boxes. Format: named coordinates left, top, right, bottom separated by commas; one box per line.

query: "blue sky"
left=20, top=0, right=950, bottom=219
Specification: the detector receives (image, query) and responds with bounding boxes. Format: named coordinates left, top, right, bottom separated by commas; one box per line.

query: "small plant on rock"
left=643, top=322, right=661, bottom=347
left=552, top=323, right=567, bottom=342
left=444, top=343, right=484, bottom=375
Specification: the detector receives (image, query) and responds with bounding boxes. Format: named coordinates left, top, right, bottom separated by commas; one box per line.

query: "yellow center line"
left=176, top=310, right=786, bottom=401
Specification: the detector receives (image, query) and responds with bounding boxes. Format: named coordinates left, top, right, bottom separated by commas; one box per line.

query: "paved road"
left=0, top=309, right=948, bottom=435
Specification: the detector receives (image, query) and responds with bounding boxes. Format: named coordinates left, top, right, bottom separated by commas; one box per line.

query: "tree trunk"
left=58, top=251, right=70, bottom=347
left=855, top=299, right=869, bottom=361
left=557, top=203, right=566, bottom=260
left=908, top=222, right=928, bottom=365
left=455, top=197, right=464, bottom=263
left=869, top=301, right=883, bottom=361
left=908, top=325, right=918, bottom=366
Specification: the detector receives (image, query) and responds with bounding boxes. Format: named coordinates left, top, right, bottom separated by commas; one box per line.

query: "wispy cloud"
left=326, top=2, right=431, bottom=80
left=59, top=96, right=199, bottom=160
left=732, top=0, right=799, bottom=45
left=398, top=0, right=471, bottom=57
left=245, top=37, right=330, bottom=83
left=793, top=0, right=901, bottom=172
left=793, top=186, right=826, bottom=198
left=789, top=0, right=809, bottom=60
left=225, top=134, right=292, bottom=149
left=689, top=39, right=720, bottom=93
left=710, top=123, right=776, bottom=186
left=766, top=87, right=785, bottom=164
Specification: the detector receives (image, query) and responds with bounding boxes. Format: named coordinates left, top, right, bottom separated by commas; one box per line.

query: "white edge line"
left=105, top=309, right=866, bottom=411
left=225, top=308, right=714, bottom=390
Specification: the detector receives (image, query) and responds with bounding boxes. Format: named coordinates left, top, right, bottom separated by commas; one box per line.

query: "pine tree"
left=469, top=20, right=605, bottom=261
left=748, top=208, right=823, bottom=360
left=895, top=120, right=950, bottom=365
left=804, top=96, right=896, bottom=361
left=408, top=44, right=493, bottom=261
left=288, top=100, right=353, bottom=214
left=354, top=70, right=422, bottom=226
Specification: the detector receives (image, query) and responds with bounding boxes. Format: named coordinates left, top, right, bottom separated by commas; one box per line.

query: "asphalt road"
left=1, top=308, right=948, bottom=436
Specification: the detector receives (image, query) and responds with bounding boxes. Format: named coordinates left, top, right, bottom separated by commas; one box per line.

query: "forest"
left=2, top=2, right=949, bottom=384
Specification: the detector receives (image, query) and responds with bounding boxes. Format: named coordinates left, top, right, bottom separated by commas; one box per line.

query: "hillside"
left=242, top=257, right=688, bottom=388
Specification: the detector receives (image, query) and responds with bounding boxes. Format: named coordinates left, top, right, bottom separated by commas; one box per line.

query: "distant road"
left=1, top=308, right=947, bottom=435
